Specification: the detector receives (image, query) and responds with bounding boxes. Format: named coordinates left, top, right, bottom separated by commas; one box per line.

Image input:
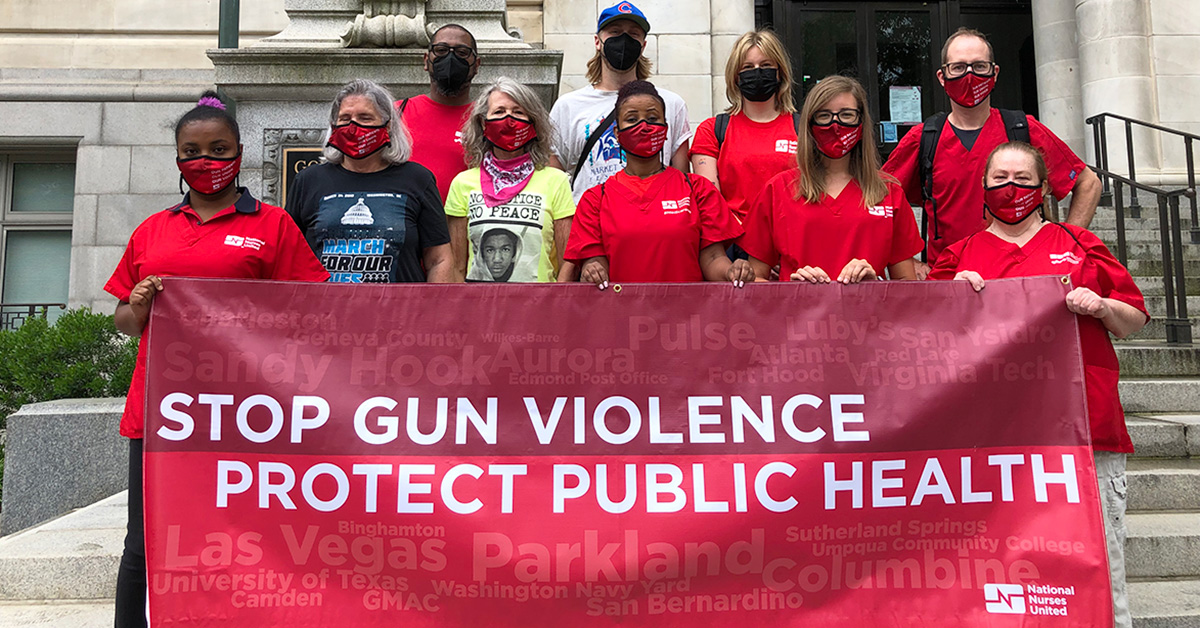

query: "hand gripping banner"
left=144, top=277, right=1111, bottom=627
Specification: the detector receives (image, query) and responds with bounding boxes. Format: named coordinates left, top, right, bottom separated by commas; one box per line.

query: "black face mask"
left=737, top=67, right=781, bottom=102
left=603, top=33, right=643, bottom=72
left=431, top=53, right=472, bottom=94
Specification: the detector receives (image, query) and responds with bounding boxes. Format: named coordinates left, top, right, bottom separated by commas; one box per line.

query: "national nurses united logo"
left=985, top=583, right=1076, bottom=616
left=662, top=197, right=692, bottom=214
left=984, top=583, right=1025, bottom=614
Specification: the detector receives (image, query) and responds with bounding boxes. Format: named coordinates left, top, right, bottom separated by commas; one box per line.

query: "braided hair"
left=174, top=90, right=240, bottom=143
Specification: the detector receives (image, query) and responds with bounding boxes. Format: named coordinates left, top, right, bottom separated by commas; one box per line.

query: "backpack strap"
left=573, top=108, right=618, bottom=184
left=714, top=113, right=731, bottom=149
left=397, top=97, right=410, bottom=113
left=918, top=112, right=949, bottom=260
left=1052, top=221, right=1083, bottom=249
left=998, top=108, right=1031, bottom=144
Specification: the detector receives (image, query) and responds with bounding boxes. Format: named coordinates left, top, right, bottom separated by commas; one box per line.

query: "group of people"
left=103, top=3, right=1146, bottom=627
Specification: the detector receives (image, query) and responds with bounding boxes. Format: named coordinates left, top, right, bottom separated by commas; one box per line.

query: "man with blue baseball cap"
left=549, top=1, right=692, bottom=202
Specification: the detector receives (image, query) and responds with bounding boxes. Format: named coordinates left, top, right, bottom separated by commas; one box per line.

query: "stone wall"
left=1034, top=0, right=1198, bottom=186
left=0, top=399, right=127, bottom=535
left=0, top=0, right=288, bottom=69
left=0, top=72, right=208, bottom=313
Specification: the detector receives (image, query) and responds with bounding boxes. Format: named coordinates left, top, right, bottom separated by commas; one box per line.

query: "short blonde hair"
left=460, top=78, right=554, bottom=169
left=795, top=75, right=891, bottom=209
left=724, top=29, right=796, bottom=115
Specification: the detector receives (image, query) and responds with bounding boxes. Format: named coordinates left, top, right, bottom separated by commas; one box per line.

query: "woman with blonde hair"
left=445, top=77, right=577, bottom=282
left=691, top=29, right=800, bottom=227
left=739, top=75, right=923, bottom=283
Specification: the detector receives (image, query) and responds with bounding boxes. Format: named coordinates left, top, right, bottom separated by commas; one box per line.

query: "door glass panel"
left=797, top=11, right=858, bottom=103
left=875, top=11, right=934, bottom=149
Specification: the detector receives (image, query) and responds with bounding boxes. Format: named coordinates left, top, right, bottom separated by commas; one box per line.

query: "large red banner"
left=144, top=277, right=1110, bottom=626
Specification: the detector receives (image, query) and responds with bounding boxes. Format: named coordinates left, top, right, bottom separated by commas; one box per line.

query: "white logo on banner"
left=984, top=584, right=1026, bottom=614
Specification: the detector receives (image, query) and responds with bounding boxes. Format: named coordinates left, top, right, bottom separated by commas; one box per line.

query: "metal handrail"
left=1087, top=112, right=1196, bottom=345
left=0, top=303, right=67, bottom=332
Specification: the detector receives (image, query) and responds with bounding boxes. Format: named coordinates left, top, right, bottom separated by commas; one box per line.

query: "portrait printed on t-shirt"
left=465, top=191, right=545, bottom=282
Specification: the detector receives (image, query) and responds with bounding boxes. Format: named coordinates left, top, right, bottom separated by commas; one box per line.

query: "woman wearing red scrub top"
left=929, top=141, right=1148, bottom=628
left=739, top=75, right=923, bottom=283
left=565, top=81, right=754, bottom=288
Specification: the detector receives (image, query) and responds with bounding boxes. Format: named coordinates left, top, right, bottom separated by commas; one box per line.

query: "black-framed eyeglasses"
left=429, top=44, right=477, bottom=60
left=812, top=108, right=862, bottom=126
left=942, top=61, right=995, bottom=78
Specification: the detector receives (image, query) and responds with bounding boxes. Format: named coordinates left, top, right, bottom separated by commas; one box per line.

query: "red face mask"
left=810, top=122, right=862, bottom=159
left=327, top=121, right=391, bottom=159
left=943, top=71, right=996, bottom=108
left=617, top=120, right=669, bottom=158
left=484, top=115, right=538, bottom=152
left=177, top=152, right=241, bottom=196
left=984, top=181, right=1044, bottom=225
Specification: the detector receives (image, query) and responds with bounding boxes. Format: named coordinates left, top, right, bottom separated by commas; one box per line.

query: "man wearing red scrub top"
left=883, top=27, right=1101, bottom=273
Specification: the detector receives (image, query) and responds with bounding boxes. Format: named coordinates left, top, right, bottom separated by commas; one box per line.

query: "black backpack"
left=918, top=109, right=1030, bottom=255
left=713, top=112, right=804, bottom=148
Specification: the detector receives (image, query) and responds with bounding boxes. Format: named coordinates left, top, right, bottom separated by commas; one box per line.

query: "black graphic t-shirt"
left=286, top=162, right=450, bottom=283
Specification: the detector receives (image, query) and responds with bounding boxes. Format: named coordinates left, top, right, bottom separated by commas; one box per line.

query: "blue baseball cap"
left=598, top=2, right=651, bottom=34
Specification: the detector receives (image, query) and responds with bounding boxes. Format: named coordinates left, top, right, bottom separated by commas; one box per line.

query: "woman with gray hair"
left=445, top=77, right=577, bottom=282
left=287, top=78, right=456, bottom=282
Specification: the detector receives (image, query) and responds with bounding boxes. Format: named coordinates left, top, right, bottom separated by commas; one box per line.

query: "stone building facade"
left=0, top=0, right=1194, bottom=314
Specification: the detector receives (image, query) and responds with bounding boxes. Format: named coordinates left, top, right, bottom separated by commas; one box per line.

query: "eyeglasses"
left=429, top=44, right=477, bottom=60
left=812, top=108, right=862, bottom=126
left=942, top=61, right=995, bottom=78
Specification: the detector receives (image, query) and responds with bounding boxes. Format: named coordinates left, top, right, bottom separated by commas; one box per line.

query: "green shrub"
left=0, top=307, right=138, bottom=428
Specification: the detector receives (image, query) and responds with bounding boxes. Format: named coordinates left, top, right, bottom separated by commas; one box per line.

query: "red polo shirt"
left=104, top=191, right=329, bottom=439
left=565, top=169, right=743, bottom=282
left=929, top=222, right=1148, bottom=452
left=739, top=170, right=924, bottom=280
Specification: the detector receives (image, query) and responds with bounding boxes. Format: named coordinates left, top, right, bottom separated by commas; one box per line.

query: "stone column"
left=1075, top=0, right=1161, bottom=181
left=710, top=0, right=756, bottom=117
left=1031, top=0, right=1086, bottom=159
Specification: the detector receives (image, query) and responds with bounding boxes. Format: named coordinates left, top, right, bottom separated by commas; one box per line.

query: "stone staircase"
left=1094, top=207, right=1200, bottom=627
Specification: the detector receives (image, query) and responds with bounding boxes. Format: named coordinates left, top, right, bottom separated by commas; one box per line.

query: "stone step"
left=1125, top=317, right=1200, bottom=343
left=1126, top=414, right=1200, bottom=458
left=0, top=601, right=113, bottom=628
left=1128, top=579, right=1200, bottom=628
left=0, top=492, right=123, bottom=601
left=1109, top=243, right=1200, bottom=262
left=1126, top=258, right=1200, bottom=278
left=1142, top=295, right=1200, bottom=318
left=1094, top=229, right=1200, bottom=252
left=1090, top=209, right=1193, bottom=231
left=1117, top=344, right=1200, bottom=377
left=1127, top=512, right=1200, bottom=579
left=1121, top=380, right=1200, bottom=414
left=1134, top=276, right=1200, bottom=297
left=1128, top=458, right=1200, bottom=511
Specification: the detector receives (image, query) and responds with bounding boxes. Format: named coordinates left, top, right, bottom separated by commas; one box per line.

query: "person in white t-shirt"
left=548, top=1, right=692, bottom=202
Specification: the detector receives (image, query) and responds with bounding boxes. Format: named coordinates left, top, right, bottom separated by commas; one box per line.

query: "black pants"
left=115, top=438, right=146, bottom=628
